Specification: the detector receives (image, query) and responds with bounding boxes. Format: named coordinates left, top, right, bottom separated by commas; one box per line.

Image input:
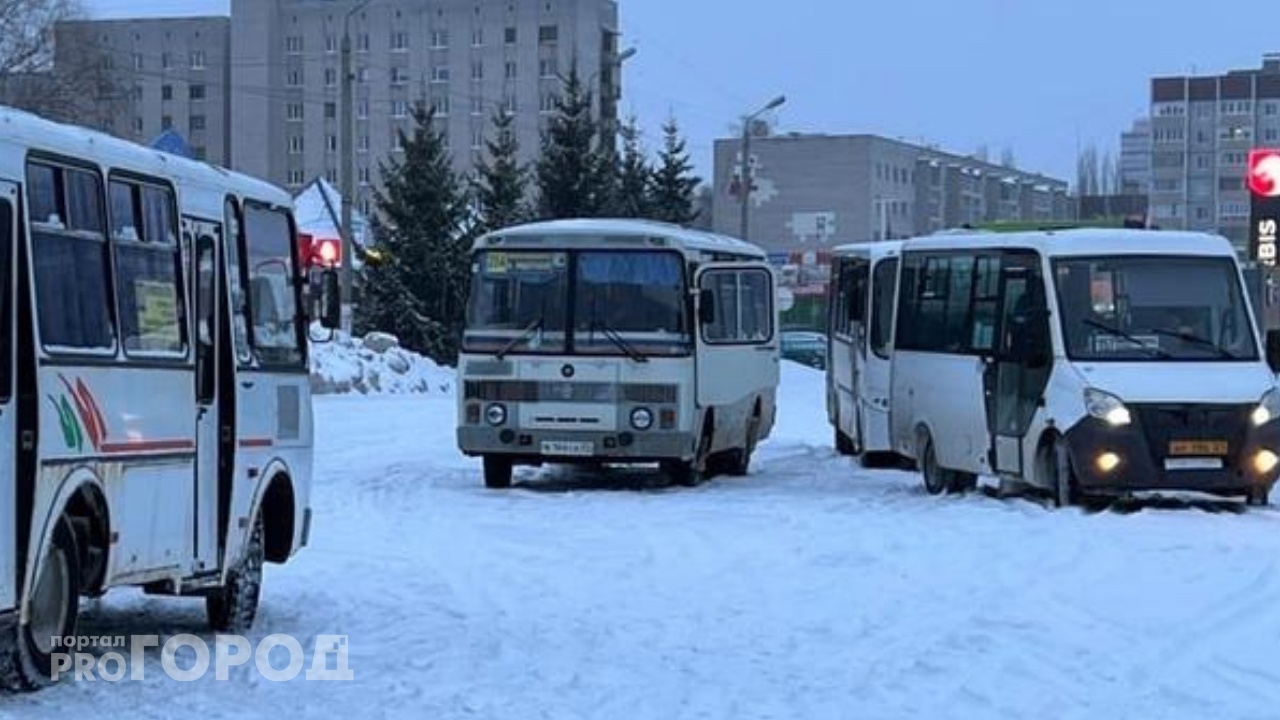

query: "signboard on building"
left=1249, top=149, right=1280, bottom=267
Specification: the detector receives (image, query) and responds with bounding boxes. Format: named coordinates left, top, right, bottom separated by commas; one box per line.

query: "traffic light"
left=313, top=237, right=341, bottom=268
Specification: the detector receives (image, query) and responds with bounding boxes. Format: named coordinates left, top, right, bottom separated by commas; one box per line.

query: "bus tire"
left=207, top=512, right=264, bottom=633
left=1246, top=486, right=1270, bottom=508
left=834, top=429, right=856, bottom=456
left=0, top=515, right=80, bottom=691
left=919, top=434, right=967, bottom=495
left=482, top=456, right=513, bottom=490
left=726, top=413, right=761, bottom=477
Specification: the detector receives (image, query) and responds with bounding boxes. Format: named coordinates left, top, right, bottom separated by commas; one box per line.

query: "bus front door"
left=987, top=259, right=1052, bottom=477
left=189, top=219, right=226, bottom=573
left=0, top=183, right=16, bottom=610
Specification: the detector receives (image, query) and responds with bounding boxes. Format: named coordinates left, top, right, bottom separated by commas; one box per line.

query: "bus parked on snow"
left=836, top=227, right=1280, bottom=507
left=456, top=219, right=780, bottom=488
left=0, top=105, right=339, bottom=689
left=826, top=241, right=906, bottom=468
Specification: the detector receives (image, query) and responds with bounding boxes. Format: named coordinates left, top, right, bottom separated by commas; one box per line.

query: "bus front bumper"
left=457, top=426, right=696, bottom=463
left=1064, top=409, right=1280, bottom=498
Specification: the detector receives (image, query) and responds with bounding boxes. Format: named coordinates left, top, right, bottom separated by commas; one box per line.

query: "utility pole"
left=340, top=0, right=373, bottom=333
left=737, top=95, right=785, bottom=241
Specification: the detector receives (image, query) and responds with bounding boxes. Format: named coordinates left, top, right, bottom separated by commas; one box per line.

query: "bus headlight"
left=485, top=403, right=508, bottom=427
left=1085, top=388, right=1131, bottom=427
left=1252, top=389, right=1280, bottom=427
left=630, top=407, right=654, bottom=431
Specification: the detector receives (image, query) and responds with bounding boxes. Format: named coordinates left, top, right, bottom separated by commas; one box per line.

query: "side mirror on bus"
left=319, top=269, right=341, bottom=330
left=1267, top=329, right=1280, bottom=374
left=698, top=288, right=716, bottom=325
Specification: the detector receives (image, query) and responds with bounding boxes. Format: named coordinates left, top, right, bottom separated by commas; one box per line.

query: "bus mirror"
left=319, top=269, right=341, bottom=329
left=1267, top=330, right=1280, bottom=374
left=698, top=288, right=715, bottom=325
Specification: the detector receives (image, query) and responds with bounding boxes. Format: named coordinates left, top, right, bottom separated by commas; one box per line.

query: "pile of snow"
left=309, top=330, right=454, bottom=395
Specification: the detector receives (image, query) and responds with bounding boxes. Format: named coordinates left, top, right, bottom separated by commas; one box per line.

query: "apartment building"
left=712, top=132, right=1071, bottom=251
left=1118, top=117, right=1151, bottom=196
left=52, top=17, right=233, bottom=165
left=1148, top=53, right=1280, bottom=250
left=231, top=0, right=621, bottom=214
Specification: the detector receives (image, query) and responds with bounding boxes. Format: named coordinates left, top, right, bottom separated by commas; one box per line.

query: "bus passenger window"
left=243, top=205, right=303, bottom=367
left=112, top=181, right=186, bottom=356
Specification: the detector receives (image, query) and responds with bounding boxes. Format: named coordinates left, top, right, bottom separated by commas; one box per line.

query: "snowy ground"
left=7, top=364, right=1280, bottom=718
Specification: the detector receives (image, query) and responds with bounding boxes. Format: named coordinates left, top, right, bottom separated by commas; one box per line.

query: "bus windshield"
left=1053, top=255, right=1258, bottom=362
left=464, top=249, right=689, bottom=357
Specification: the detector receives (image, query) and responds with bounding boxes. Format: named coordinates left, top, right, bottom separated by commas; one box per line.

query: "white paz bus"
left=456, top=219, right=780, bottom=488
left=0, top=106, right=339, bottom=689
left=838, top=228, right=1280, bottom=507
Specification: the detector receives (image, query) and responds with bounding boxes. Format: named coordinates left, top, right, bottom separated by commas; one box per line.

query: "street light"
left=738, top=95, right=785, bottom=241
left=339, top=0, right=374, bottom=333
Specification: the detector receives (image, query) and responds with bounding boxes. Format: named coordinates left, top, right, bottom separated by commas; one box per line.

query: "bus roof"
left=0, top=103, right=290, bottom=208
left=475, top=218, right=767, bottom=259
left=831, top=240, right=903, bottom=259
left=900, top=228, right=1240, bottom=259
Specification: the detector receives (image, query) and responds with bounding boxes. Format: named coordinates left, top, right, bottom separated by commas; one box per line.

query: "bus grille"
left=464, top=381, right=676, bottom=404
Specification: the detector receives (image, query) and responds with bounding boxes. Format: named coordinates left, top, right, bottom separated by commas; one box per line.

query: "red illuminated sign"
left=1248, top=149, right=1280, bottom=198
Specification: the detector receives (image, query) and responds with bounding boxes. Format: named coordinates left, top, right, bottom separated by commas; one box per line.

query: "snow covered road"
left=7, top=364, right=1280, bottom=718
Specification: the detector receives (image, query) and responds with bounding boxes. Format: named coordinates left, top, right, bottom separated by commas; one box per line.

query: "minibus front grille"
left=464, top=381, right=676, bottom=404
left=1130, top=403, right=1251, bottom=463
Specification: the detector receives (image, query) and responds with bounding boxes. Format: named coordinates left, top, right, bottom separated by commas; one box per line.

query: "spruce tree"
left=535, top=64, right=610, bottom=219
left=356, top=104, right=472, bottom=364
left=649, top=117, right=702, bottom=225
left=613, top=116, right=653, bottom=219
left=473, top=108, right=530, bottom=232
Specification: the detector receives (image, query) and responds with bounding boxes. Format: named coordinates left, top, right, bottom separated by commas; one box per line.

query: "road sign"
left=1249, top=149, right=1280, bottom=267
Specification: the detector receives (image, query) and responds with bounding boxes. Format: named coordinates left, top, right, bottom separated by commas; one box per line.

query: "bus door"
left=695, top=264, right=779, bottom=448
left=862, top=256, right=898, bottom=451
left=188, top=218, right=229, bottom=573
left=831, top=257, right=868, bottom=445
left=0, top=182, right=16, bottom=610
left=987, top=254, right=1052, bottom=476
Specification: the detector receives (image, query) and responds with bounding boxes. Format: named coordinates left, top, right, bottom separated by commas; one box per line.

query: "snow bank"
left=309, top=330, right=454, bottom=395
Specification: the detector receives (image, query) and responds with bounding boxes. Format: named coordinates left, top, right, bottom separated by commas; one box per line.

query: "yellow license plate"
left=1169, top=440, right=1228, bottom=456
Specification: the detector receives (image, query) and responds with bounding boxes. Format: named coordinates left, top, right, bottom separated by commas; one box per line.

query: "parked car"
left=781, top=331, right=828, bottom=369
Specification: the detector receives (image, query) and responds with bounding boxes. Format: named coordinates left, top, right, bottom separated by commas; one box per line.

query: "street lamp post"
left=339, top=0, right=374, bottom=333
left=738, top=95, right=785, bottom=241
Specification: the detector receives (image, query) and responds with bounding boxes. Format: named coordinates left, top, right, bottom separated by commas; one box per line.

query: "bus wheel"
left=483, top=456, right=513, bottom=489
left=207, top=512, right=264, bottom=633
left=920, top=434, right=958, bottom=495
left=0, top=515, right=80, bottom=691
left=727, top=414, right=761, bottom=477
left=1246, top=486, right=1270, bottom=508
left=1048, top=439, right=1080, bottom=509
left=834, top=429, right=856, bottom=456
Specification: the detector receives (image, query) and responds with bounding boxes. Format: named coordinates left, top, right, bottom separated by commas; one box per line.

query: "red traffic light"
left=1248, top=149, right=1280, bottom=198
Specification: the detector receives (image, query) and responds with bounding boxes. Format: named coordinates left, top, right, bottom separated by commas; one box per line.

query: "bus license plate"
left=1164, top=457, right=1224, bottom=471
left=541, top=440, right=595, bottom=457
left=1169, top=440, right=1228, bottom=456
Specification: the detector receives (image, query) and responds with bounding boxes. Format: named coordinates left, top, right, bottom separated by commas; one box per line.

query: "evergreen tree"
left=473, top=108, right=530, bottom=232
left=356, top=104, right=472, bottom=364
left=612, top=115, right=653, bottom=218
left=535, top=64, right=611, bottom=219
left=648, top=117, right=702, bottom=225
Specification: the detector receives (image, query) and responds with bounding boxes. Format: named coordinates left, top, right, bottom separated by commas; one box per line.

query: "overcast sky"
left=82, top=0, right=1280, bottom=184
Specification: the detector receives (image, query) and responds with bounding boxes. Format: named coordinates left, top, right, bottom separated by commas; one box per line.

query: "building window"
left=326, top=135, right=338, bottom=153
left=471, top=96, right=484, bottom=115
left=289, top=136, right=303, bottom=154
left=325, top=67, right=337, bottom=87
left=286, top=103, right=303, bottom=121
left=392, top=100, right=409, bottom=118
left=538, top=25, right=558, bottom=44
left=1265, top=103, right=1279, bottom=117
left=358, top=166, right=370, bottom=185
left=286, top=36, right=303, bottom=54
left=357, top=67, right=369, bottom=84
left=358, top=33, right=370, bottom=52
left=540, top=93, right=557, bottom=113
left=471, top=28, right=484, bottom=46
left=287, top=69, right=303, bottom=86
left=189, top=84, right=206, bottom=100
left=161, top=115, right=173, bottom=130
left=504, top=27, right=517, bottom=45
left=289, top=169, right=308, bottom=185
left=392, top=66, right=410, bottom=85
left=134, top=117, right=144, bottom=133
left=190, top=115, right=206, bottom=131
left=161, top=52, right=172, bottom=69
left=325, top=102, right=337, bottom=119
left=391, top=31, right=408, bottom=51
left=357, top=99, right=369, bottom=119
left=471, top=126, right=484, bottom=149
left=133, top=53, right=144, bottom=70
left=1267, top=128, right=1280, bottom=142
left=431, top=66, right=449, bottom=83
left=325, top=34, right=337, bottom=53
left=325, top=168, right=337, bottom=184
left=392, top=132, right=405, bottom=152
left=161, top=84, right=173, bottom=101
left=539, top=57, right=558, bottom=78
left=190, top=51, right=206, bottom=69
left=358, top=135, right=370, bottom=152
left=432, top=95, right=450, bottom=116
left=471, top=60, right=484, bottom=81
left=431, top=30, right=449, bottom=48
left=505, top=61, right=517, bottom=79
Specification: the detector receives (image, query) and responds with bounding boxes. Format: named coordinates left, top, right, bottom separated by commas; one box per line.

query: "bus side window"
left=195, top=234, right=216, bottom=404
left=242, top=204, right=303, bottom=367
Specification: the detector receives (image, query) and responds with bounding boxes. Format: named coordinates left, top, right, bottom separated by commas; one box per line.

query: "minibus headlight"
left=1251, top=389, right=1280, bottom=427
left=485, top=403, right=507, bottom=427
left=630, top=407, right=654, bottom=431
left=1084, top=388, right=1131, bottom=427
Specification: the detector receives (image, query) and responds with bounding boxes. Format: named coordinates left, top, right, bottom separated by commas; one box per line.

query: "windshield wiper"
left=1148, top=327, right=1239, bottom=360
left=1083, top=318, right=1172, bottom=359
left=591, top=321, right=649, bottom=363
left=495, top=316, right=543, bottom=360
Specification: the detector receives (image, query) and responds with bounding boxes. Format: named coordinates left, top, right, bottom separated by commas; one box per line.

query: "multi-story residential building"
left=231, top=0, right=621, bottom=215
left=712, top=132, right=1071, bottom=251
left=1118, top=117, right=1151, bottom=195
left=1148, top=53, right=1280, bottom=251
left=51, top=17, right=233, bottom=165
